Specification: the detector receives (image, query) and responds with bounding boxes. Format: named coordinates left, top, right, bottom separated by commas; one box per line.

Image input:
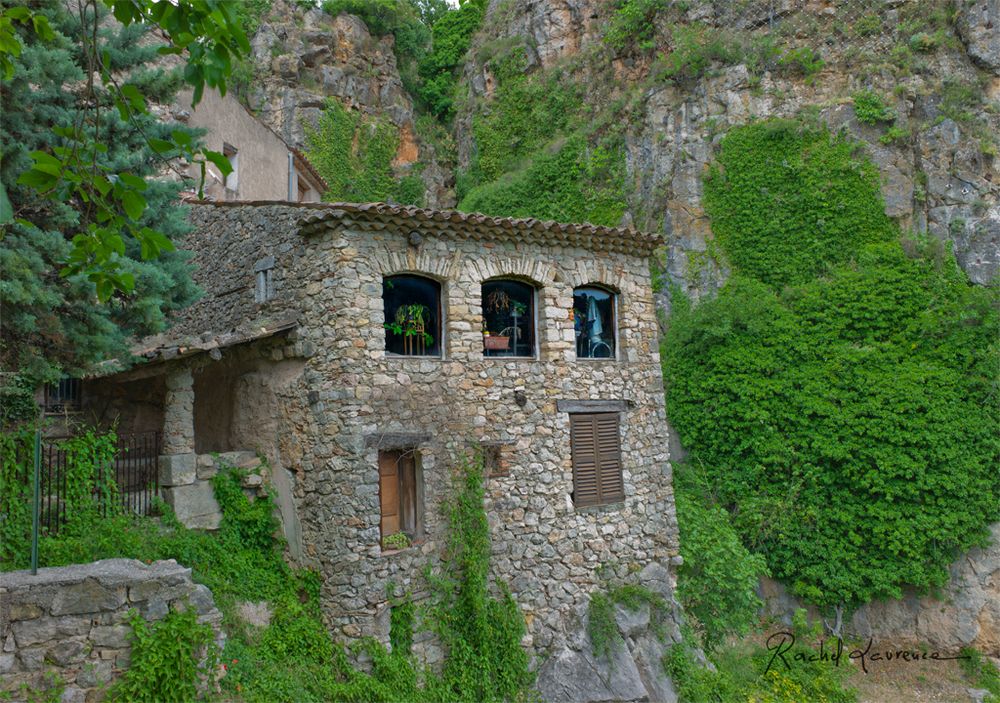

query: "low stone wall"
left=0, top=559, right=224, bottom=702
left=760, top=522, right=1000, bottom=655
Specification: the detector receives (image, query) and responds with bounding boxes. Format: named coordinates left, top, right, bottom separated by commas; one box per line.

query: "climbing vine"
left=702, top=120, right=897, bottom=289
left=305, top=98, right=424, bottom=206
left=458, top=49, right=626, bottom=226
left=665, top=118, right=1000, bottom=615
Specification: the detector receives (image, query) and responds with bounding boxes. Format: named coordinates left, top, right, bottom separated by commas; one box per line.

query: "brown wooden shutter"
left=570, top=413, right=624, bottom=507
left=379, top=451, right=400, bottom=538
left=399, top=453, right=417, bottom=535
left=570, top=415, right=600, bottom=507
left=595, top=413, right=624, bottom=503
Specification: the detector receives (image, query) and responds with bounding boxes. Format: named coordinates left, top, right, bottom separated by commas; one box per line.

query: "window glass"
left=573, top=287, right=616, bottom=358
left=482, top=280, right=535, bottom=357
left=383, top=275, right=441, bottom=356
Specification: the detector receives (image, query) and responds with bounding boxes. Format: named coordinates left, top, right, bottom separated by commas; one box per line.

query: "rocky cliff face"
left=458, top=0, right=999, bottom=299
left=241, top=0, right=453, bottom=207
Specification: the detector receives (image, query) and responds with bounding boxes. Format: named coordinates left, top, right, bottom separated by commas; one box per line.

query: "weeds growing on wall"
left=111, top=608, right=218, bottom=703
left=306, top=98, right=424, bottom=206
left=666, top=118, right=1000, bottom=617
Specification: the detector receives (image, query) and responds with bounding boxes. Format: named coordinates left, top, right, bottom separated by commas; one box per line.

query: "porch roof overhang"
left=88, top=318, right=298, bottom=382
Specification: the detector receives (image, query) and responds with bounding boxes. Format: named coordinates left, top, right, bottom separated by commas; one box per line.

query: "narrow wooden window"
left=378, top=450, right=423, bottom=544
left=570, top=413, right=624, bottom=507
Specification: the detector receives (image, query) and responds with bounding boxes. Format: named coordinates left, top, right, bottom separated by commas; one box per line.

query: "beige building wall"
left=177, top=89, right=323, bottom=203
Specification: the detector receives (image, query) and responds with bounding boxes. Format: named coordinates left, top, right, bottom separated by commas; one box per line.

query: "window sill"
left=379, top=538, right=425, bottom=557
left=481, top=356, right=538, bottom=361
left=572, top=500, right=625, bottom=514
left=384, top=353, right=444, bottom=360
left=574, top=357, right=619, bottom=363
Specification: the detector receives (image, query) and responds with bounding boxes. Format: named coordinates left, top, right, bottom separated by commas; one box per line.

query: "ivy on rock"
left=665, top=118, right=1000, bottom=615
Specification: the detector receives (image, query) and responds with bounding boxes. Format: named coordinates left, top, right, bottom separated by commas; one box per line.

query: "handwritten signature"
left=764, top=632, right=970, bottom=675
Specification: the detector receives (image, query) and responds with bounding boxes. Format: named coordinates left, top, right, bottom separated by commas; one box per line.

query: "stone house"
left=81, top=200, right=680, bottom=671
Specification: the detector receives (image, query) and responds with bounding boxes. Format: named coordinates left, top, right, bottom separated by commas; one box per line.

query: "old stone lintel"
left=556, top=399, right=630, bottom=413
left=364, top=432, right=432, bottom=449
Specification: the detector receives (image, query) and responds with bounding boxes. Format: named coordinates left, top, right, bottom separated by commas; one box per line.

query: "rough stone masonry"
left=0, top=559, right=224, bottom=701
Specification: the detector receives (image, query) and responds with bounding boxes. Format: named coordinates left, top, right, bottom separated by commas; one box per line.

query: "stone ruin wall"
left=0, top=559, right=223, bottom=702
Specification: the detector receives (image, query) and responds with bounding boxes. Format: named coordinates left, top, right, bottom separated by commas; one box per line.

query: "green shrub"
left=604, top=0, right=667, bottom=52
left=416, top=1, right=484, bottom=118
left=656, top=23, right=741, bottom=83
left=664, top=614, right=857, bottom=703
left=960, top=647, right=1000, bottom=702
left=305, top=98, right=423, bottom=205
left=111, top=607, right=218, bottom=703
left=463, top=49, right=583, bottom=190
left=703, top=120, right=896, bottom=289
left=673, top=462, right=768, bottom=650
left=668, top=122, right=1000, bottom=614
left=776, top=46, right=824, bottom=79
left=459, top=135, right=626, bottom=226
left=852, top=89, right=896, bottom=125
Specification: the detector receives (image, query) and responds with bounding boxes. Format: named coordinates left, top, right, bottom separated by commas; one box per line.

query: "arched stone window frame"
left=382, top=272, right=445, bottom=358
left=572, top=283, right=620, bottom=360
left=481, top=276, right=540, bottom=360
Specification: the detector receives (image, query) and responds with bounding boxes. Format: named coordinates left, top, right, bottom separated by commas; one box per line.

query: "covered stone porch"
left=83, top=321, right=310, bottom=553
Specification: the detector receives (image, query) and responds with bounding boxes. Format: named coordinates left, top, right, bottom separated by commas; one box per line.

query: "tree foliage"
left=1, top=0, right=201, bottom=380
left=1, top=0, right=247, bottom=304
left=665, top=119, right=1000, bottom=613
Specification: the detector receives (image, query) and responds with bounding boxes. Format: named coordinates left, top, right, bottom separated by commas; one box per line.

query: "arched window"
left=482, top=279, right=536, bottom=358
left=383, top=274, right=442, bottom=356
left=573, top=286, right=616, bottom=359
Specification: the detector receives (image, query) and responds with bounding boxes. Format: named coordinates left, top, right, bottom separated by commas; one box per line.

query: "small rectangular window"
left=482, top=443, right=509, bottom=477
left=378, top=450, right=423, bottom=546
left=44, top=378, right=82, bottom=413
left=570, top=413, right=624, bottom=507
left=254, top=256, right=275, bottom=303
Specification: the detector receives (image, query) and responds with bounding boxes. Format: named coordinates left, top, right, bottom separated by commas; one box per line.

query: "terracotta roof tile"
left=194, top=200, right=662, bottom=257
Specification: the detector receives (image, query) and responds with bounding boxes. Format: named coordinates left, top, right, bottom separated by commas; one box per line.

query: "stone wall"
left=0, top=559, right=223, bottom=702
left=178, top=203, right=679, bottom=661
left=760, top=522, right=1000, bottom=656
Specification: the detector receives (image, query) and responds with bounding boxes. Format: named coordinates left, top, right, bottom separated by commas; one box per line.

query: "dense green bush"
left=463, top=49, right=583, bottom=190
left=416, top=1, right=484, bottom=118
left=656, top=23, right=741, bottom=82
left=456, top=48, right=627, bottom=225
left=852, top=89, right=896, bottom=125
left=673, top=462, right=768, bottom=650
left=666, top=119, right=1000, bottom=615
left=703, top=120, right=896, bottom=289
left=604, top=0, right=667, bottom=51
left=459, top=136, right=626, bottom=226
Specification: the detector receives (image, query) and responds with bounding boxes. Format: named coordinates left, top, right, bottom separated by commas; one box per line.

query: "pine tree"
left=1, top=0, right=200, bottom=385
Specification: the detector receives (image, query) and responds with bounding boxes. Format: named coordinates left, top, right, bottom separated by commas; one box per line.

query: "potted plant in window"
left=384, top=303, right=434, bottom=354
left=483, top=289, right=512, bottom=351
